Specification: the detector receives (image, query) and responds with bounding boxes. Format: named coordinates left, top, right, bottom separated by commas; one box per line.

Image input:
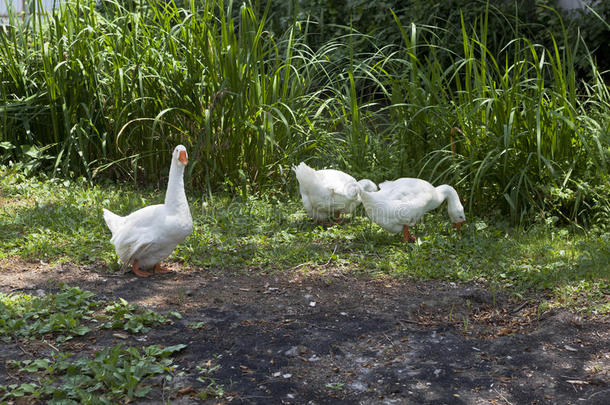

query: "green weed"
left=0, top=286, right=98, bottom=342
left=1, top=343, right=186, bottom=404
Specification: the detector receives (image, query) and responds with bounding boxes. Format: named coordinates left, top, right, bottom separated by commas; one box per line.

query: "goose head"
left=173, top=145, right=188, bottom=166
left=448, top=199, right=466, bottom=231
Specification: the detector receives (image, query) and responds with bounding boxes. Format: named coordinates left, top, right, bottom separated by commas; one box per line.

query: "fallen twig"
left=493, top=388, right=514, bottom=405
left=511, top=301, right=529, bottom=314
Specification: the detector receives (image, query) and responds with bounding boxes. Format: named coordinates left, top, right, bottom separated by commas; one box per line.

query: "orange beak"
left=452, top=221, right=465, bottom=231
left=178, top=150, right=188, bottom=165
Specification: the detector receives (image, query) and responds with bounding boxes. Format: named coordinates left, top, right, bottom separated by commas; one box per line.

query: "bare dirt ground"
left=0, top=259, right=608, bottom=404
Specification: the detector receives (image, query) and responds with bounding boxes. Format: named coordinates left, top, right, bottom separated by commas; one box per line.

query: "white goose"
left=358, top=177, right=465, bottom=242
left=293, top=162, right=377, bottom=223
left=103, top=145, right=193, bottom=276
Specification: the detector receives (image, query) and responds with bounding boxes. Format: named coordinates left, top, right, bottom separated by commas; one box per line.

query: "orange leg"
left=153, top=263, right=171, bottom=274
left=402, top=225, right=416, bottom=243
left=132, top=259, right=152, bottom=277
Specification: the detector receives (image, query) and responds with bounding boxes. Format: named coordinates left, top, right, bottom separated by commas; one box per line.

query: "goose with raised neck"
left=103, top=145, right=193, bottom=277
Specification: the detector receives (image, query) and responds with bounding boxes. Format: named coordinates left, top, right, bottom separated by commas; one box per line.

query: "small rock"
left=309, top=301, right=317, bottom=307
left=285, top=346, right=308, bottom=357
left=273, top=372, right=281, bottom=377
left=170, top=375, right=191, bottom=389
left=282, top=373, right=292, bottom=379
left=350, top=381, right=367, bottom=391
left=564, top=345, right=578, bottom=352
left=185, top=290, right=194, bottom=297
left=113, top=333, right=129, bottom=339
left=34, top=289, right=46, bottom=297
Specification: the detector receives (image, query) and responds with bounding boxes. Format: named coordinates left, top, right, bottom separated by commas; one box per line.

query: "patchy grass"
left=0, top=285, right=179, bottom=342
left=0, top=168, right=608, bottom=313
left=0, top=284, right=186, bottom=403
left=2, top=343, right=186, bottom=403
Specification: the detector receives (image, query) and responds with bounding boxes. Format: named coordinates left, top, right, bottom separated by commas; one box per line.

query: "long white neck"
left=357, top=187, right=378, bottom=208
left=435, top=184, right=460, bottom=210
left=165, top=159, right=187, bottom=208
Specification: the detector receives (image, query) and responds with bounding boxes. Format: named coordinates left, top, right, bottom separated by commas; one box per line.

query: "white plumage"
left=359, top=177, right=465, bottom=242
left=103, top=145, right=193, bottom=276
left=292, top=162, right=377, bottom=223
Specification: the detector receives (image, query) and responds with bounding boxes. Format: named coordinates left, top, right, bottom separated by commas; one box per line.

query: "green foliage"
left=0, top=281, right=180, bottom=342
left=2, top=169, right=607, bottom=313
left=101, top=298, right=176, bottom=333
left=0, top=0, right=308, bottom=191
left=0, top=286, right=98, bottom=342
left=0, top=343, right=186, bottom=403
left=0, top=281, right=186, bottom=403
left=0, top=1, right=608, bottom=224
left=196, top=360, right=226, bottom=399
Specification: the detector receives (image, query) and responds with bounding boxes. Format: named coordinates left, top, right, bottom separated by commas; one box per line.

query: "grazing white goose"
left=292, top=162, right=377, bottom=223
left=359, top=177, right=465, bottom=242
left=103, top=145, right=193, bottom=277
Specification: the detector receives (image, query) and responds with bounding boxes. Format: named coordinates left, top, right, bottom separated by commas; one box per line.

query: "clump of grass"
left=0, top=0, right=310, bottom=192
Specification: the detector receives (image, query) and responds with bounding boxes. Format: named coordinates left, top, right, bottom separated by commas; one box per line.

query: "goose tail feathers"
left=292, top=162, right=321, bottom=192
left=102, top=208, right=123, bottom=236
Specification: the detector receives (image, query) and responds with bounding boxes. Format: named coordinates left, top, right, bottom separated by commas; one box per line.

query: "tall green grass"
left=0, top=0, right=608, bottom=224
left=0, top=0, right=310, bottom=191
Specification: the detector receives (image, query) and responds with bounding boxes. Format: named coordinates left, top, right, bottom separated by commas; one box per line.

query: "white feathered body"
left=103, top=204, right=192, bottom=270
left=293, top=162, right=377, bottom=221
left=103, top=146, right=193, bottom=271
left=359, top=177, right=464, bottom=234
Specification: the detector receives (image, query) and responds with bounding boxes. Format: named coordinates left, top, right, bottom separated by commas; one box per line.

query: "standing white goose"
left=292, top=162, right=377, bottom=224
left=103, top=145, right=193, bottom=276
left=359, top=177, right=465, bottom=242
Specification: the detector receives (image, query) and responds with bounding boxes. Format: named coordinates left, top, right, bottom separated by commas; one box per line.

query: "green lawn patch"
left=1, top=168, right=608, bottom=313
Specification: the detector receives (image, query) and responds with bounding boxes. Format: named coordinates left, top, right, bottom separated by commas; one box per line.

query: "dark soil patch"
left=1, top=259, right=608, bottom=404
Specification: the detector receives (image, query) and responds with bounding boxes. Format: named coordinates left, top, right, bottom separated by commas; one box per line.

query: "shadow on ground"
left=0, top=259, right=608, bottom=404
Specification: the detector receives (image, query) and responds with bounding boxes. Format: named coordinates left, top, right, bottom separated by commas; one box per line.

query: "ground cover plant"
left=0, top=284, right=185, bottom=403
